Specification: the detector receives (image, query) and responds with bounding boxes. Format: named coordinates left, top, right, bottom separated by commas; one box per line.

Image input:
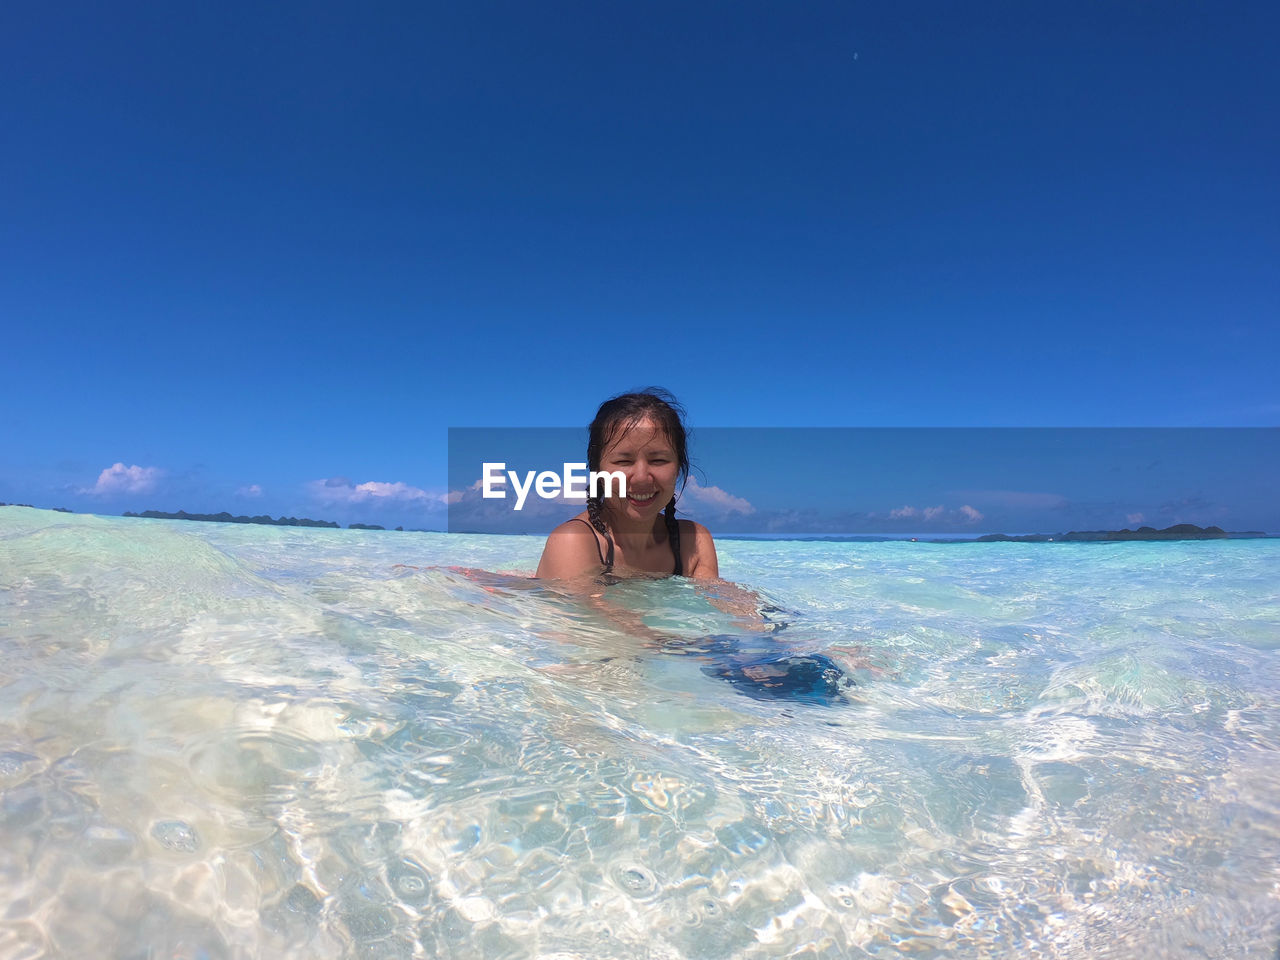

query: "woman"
left=533, top=389, right=858, bottom=703
left=535, top=389, right=719, bottom=581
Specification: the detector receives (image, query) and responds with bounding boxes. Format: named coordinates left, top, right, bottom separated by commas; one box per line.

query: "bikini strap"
left=568, top=516, right=614, bottom=573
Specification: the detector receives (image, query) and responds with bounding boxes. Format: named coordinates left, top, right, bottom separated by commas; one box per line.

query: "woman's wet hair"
left=585, top=388, right=690, bottom=555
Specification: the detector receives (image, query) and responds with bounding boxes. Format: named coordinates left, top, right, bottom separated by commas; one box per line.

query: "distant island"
left=124, top=509, right=342, bottom=528
left=116, top=510, right=421, bottom=531
left=973, top=523, right=1267, bottom=543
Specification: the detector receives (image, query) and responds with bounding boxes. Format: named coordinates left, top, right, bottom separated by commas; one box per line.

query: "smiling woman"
left=535, top=389, right=719, bottom=582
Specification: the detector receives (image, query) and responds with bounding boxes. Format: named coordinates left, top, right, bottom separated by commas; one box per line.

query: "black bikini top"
left=570, top=515, right=682, bottom=578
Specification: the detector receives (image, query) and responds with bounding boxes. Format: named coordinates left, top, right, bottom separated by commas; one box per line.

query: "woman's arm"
left=680, top=522, right=783, bottom=630
left=696, top=578, right=779, bottom=631
left=682, top=520, right=720, bottom=580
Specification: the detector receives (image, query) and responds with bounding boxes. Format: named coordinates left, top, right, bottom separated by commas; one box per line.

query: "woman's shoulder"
left=677, top=518, right=718, bottom=579
left=536, top=513, right=606, bottom=580
left=549, top=513, right=594, bottom=536
left=544, top=514, right=604, bottom=554
left=677, top=518, right=714, bottom=540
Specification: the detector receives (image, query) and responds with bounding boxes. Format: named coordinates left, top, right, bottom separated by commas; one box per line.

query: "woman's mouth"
left=628, top=491, right=658, bottom=505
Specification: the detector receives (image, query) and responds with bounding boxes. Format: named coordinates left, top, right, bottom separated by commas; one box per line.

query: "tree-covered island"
left=123, top=509, right=341, bottom=528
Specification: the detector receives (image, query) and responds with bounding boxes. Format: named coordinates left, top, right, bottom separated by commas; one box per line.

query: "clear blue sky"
left=2, top=2, right=1276, bottom=529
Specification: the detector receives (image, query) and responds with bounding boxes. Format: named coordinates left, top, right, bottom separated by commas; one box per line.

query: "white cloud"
left=86, top=463, right=162, bottom=495
left=353, top=481, right=430, bottom=501
left=310, top=478, right=442, bottom=505
left=880, top=503, right=982, bottom=524
left=1126, top=512, right=1145, bottom=525
left=237, top=484, right=263, bottom=498
left=891, top=505, right=946, bottom=520
left=681, top=477, right=755, bottom=515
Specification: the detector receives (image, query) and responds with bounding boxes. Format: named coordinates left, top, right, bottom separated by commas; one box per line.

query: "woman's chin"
left=612, top=497, right=663, bottom=520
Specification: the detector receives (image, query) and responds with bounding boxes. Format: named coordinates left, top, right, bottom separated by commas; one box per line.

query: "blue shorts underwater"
left=659, top=635, right=857, bottom=705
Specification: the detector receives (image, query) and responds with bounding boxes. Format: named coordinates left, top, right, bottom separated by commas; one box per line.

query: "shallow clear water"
left=1, top=506, right=1278, bottom=959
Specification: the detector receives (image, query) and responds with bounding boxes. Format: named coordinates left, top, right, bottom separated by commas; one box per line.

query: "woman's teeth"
left=629, top=492, right=656, bottom=502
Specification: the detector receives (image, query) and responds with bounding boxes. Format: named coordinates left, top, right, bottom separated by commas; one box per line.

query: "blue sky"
left=2, top=2, right=1276, bottom=530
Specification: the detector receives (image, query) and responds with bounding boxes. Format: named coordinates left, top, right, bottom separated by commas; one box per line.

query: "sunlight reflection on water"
left=1, top=507, right=1278, bottom=958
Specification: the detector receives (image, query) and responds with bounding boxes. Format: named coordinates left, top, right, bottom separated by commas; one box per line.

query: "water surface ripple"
left=1, top=508, right=1277, bottom=958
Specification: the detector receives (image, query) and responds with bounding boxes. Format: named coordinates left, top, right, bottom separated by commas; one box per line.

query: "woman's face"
left=598, top=417, right=679, bottom=521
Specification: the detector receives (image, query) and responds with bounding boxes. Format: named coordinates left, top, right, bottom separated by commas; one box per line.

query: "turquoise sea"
left=1, top=506, right=1277, bottom=959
